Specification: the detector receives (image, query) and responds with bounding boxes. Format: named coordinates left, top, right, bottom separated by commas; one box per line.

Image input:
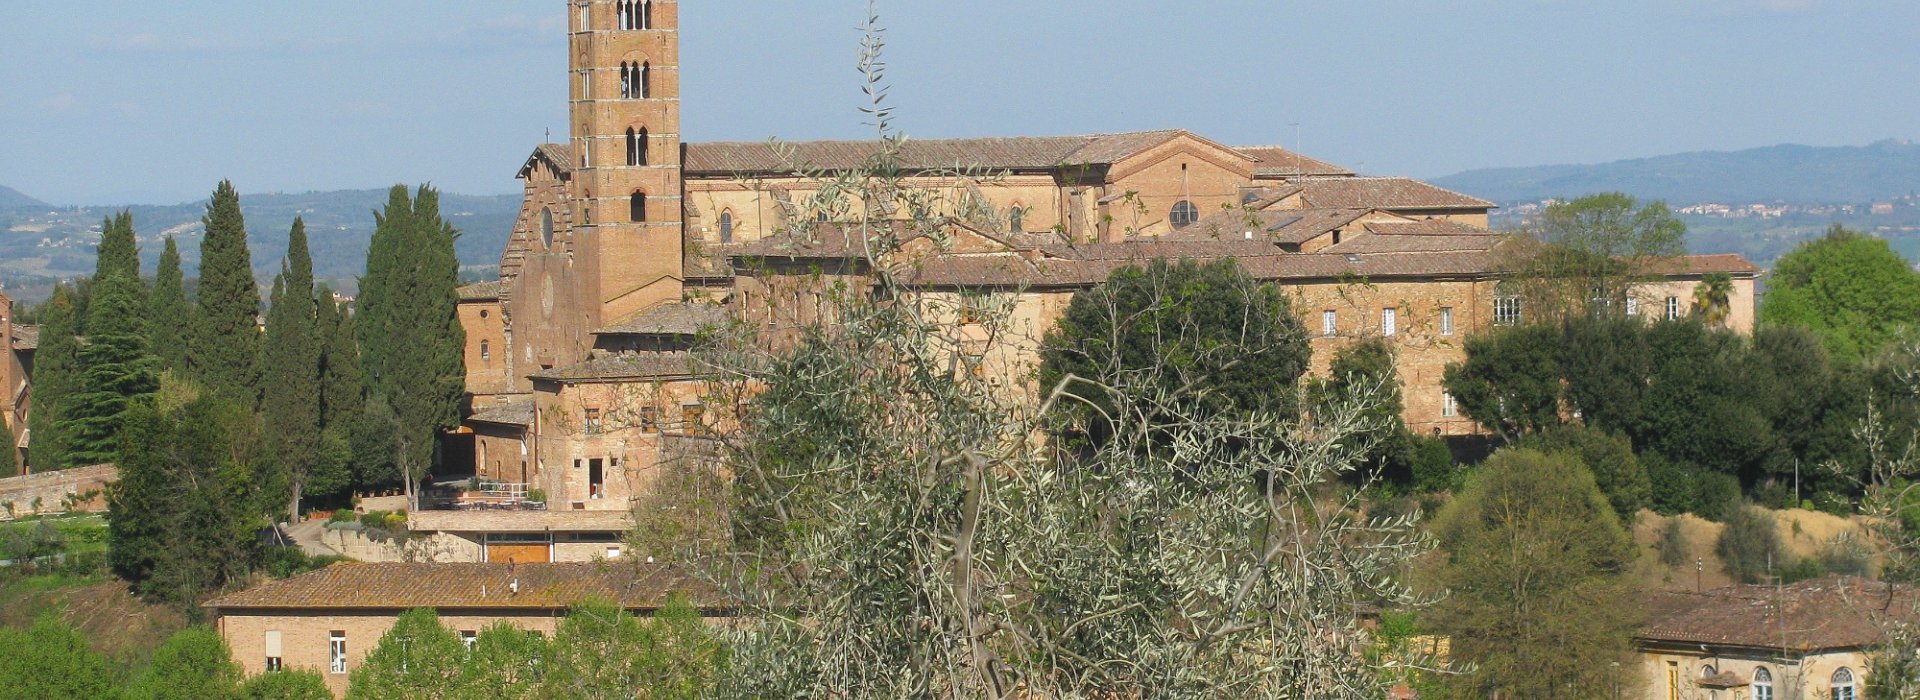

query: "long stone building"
left=427, top=0, right=1760, bottom=562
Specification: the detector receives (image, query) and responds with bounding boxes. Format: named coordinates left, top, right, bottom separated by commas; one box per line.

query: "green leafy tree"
left=64, top=212, right=158, bottom=466
left=1760, top=224, right=1920, bottom=361
left=539, top=598, right=724, bottom=698
left=1692, top=272, right=1735, bottom=327
left=346, top=608, right=466, bottom=700
left=262, top=219, right=326, bottom=518
left=1442, top=323, right=1563, bottom=438
left=1312, top=338, right=1415, bottom=485
left=126, top=626, right=243, bottom=700
left=1635, top=320, right=1773, bottom=483
left=107, top=396, right=270, bottom=609
left=239, top=670, right=331, bottom=700
left=27, top=286, right=80, bottom=472
left=1558, top=313, right=1653, bottom=435
left=1518, top=424, right=1651, bottom=523
left=355, top=186, right=465, bottom=500
left=1717, top=503, right=1792, bottom=583
left=149, top=236, right=191, bottom=374
left=1040, top=257, right=1311, bottom=446
left=314, top=285, right=366, bottom=500
left=0, top=615, right=119, bottom=700
left=191, top=180, right=262, bottom=402
left=0, top=419, right=15, bottom=476
left=1505, top=192, right=1687, bottom=322
left=450, top=624, right=549, bottom=699
left=1427, top=449, right=1640, bottom=699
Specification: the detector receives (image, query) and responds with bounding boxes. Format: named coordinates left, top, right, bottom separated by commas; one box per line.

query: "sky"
left=3, top=1, right=1917, bottom=206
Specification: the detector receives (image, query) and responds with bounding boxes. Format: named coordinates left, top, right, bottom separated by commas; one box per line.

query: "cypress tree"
left=0, top=416, right=16, bottom=477
left=150, top=236, right=191, bottom=374
left=316, top=284, right=365, bottom=432
left=191, top=180, right=261, bottom=402
left=64, top=213, right=158, bottom=466
left=261, top=219, right=323, bottom=518
left=27, top=287, right=79, bottom=472
left=357, top=185, right=466, bottom=496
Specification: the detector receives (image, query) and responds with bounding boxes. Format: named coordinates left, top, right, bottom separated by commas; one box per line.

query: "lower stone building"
left=1634, top=577, right=1911, bottom=700
left=205, top=561, right=728, bottom=698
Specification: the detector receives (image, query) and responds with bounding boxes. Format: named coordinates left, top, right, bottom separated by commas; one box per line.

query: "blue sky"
left=4, top=1, right=1916, bottom=205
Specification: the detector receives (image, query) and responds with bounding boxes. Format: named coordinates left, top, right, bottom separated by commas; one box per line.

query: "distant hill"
left=0, top=188, right=521, bottom=303
left=0, top=185, right=48, bottom=210
left=1434, top=139, right=1920, bottom=205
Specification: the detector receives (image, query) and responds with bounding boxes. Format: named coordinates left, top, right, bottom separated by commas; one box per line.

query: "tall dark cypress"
left=356, top=185, right=465, bottom=495
left=261, top=219, right=323, bottom=517
left=317, top=284, right=365, bottom=433
left=65, top=213, right=157, bottom=466
left=27, top=287, right=79, bottom=472
left=149, top=236, right=190, bottom=375
left=191, top=180, right=261, bottom=402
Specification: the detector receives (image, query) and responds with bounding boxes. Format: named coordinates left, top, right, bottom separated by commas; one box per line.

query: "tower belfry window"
left=639, top=0, right=653, bottom=30
left=630, top=192, right=647, bottom=223
left=640, top=62, right=651, bottom=99
left=626, top=127, right=646, bottom=166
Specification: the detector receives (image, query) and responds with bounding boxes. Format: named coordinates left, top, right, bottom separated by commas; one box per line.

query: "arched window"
left=719, top=211, right=734, bottom=243
left=619, top=63, right=631, bottom=99
left=630, top=192, right=647, bottom=223
left=1832, top=668, right=1857, bottom=700
left=1009, top=205, right=1025, bottom=233
left=1753, top=667, right=1773, bottom=700
left=540, top=207, right=555, bottom=248
left=617, top=0, right=632, bottom=30
left=626, top=128, right=640, bottom=166
left=1170, top=200, right=1199, bottom=229
left=480, top=340, right=491, bottom=362
left=636, top=127, right=648, bottom=165
left=816, top=211, right=829, bottom=224
left=640, top=62, right=651, bottom=99
left=638, top=0, right=653, bottom=30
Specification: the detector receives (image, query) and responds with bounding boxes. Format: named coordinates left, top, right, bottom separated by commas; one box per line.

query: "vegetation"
left=149, top=237, right=190, bottom=375
left=0, top=615, right=117, bottom=699
left=65, top=212, right=158, bottom=467
left=191, top=180, right=262, bottom=403
left=1502, top=192, right=1686, bottom=323
left=124, top=626, right=244, bottom=700
left=1427, top=449, right=1640, bottom=698
left=262, top=219, right=339, bottom=517
left=1517, top=424, right=1651, bottom=523
left=1716, top=503, right=1790, bottom=583
left=1759, top=225, right=1920, bottom=361
left=27, top=286, right=79, bottom=471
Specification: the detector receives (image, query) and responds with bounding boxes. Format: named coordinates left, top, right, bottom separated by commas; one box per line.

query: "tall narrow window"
left=1665, top=296, right=1681, bottom=320
left=580, top=5, right=590, bottom=32
left=1322, top=310, right=1337, bottom=338
left=329, top=631, right=348, bottom=674
left=639, top=0, right=653, bottom=30
left=588, top=458, right=605, bottom=499
left=265, top=631, right=283, bottom=672
left=1626, top=296, right=1640, bottom=316
left=626, top=127, right=640, bottom=166
left=619, top=63, right=631, bottom=99
left=1440, top=307, right=1455, bottom=336
left=1009, top=206, right=1025, bottom=233
left=1832, top=668, right=1857, bottom=700
left=582, top=69, right=591, bottom=99
left=719, top=211, right=734, bottom=242
left=1443, top=393, right=1458, bottom=418
left=617, top=0, right=630, bottom=30
left=1381, top=308, right=1398, bottom=337
left=1752, top=667, right=1773, bottom=700
left=584, top=407, right=603, bottom=434
left=636, top=127, right=648, bottom=165
left=540, top=207, right=555, bottom=248
left=640, top=62, right=651, bottom=98
left=1170, top=200, right=1199, bottom=229
left=630, top=192, right=646, bottom=222
left=480, top=340, right=490, bottom=362
left=461, top=631, right=478, bottom=652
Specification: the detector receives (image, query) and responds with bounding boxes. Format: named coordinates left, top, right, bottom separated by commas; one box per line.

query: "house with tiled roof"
left=1633, top=577, right=1912, bottom=700
left=207, top=561, right=729, bottom=697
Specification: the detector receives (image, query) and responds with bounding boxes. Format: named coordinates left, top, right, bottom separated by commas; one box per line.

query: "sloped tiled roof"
left=1181, top=208, right=1376, bottom=245
left=1295, top=177, right=1495, bottom=211
left=1637, top=578, right=1916, bottom=652
left=1319, top=232, right=1506, bottom=255
left=530, top=351, right=702, bottom=383
left=901, top=249, right=1507, bottom=288
left=468, top=401, right=534, bottom=427
left=684, top=131, right=1194, bottom=175
left=205, top=562, right=726, bottom=612
left=1650, top=253, right=1762, bottom=276
left=596, top=302, right=728, bottom=337
left=1234, top=146, right=1355, bottom=178
left=457, top=280, right=504, bottom=302
left=1361, top=220, right=1493, bottom=237
left=518, top=143, right=576, bottom=179
left=11, top=324, right=38, bottom=351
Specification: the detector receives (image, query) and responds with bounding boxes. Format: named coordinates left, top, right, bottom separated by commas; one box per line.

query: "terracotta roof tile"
left=518, top=143, right=576, bottom=179
left=1294, top=177, right=1495, bottom=211
left=1319, top=232, right=1505, bottom=255
left=684, top=131, right=1192, bottom=175
left=457, top=281, right=504, bottom=302
left=531, top=351, right=702, bottom=383
left=468, top=401, right=533, bottom=427
left=1234, top=146, right=1355, bottom=178
left=11, top=324, right=37, bottom=351
left=205, top=562, right=726, bottom=612
left=1637, top=578, right=1917, bottom=652
left=1181, top=208, right=1374, bottom=245
left=596, top=302, right=727, bottom=337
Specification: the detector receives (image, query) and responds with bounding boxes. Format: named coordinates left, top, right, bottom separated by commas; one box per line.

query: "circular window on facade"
left=1170, top=200, right=1199, bottom=229
left=540, top=207, right=555, bottom=249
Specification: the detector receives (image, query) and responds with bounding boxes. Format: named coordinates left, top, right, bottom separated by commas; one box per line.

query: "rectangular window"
left=329, top=631, right=347, bottom=674
left=640, top=407, right=659, bottom=433
left=588, top=458, right=605, bottom=499
left=1322, top=310, right=1337, bottom=338
left=1440, top=307, right=1454, bottom=336
left=265, top=630, right=283, bottom=671
left=461, top=630, right=478, bottom=651
left=1443, top=393, right=1457, bottom=418
left=1381, top=308, right=1398, bottom=337
left=1494, top=296, right=1523, bottom=326
left=1665, top=296, right=1681, bottom=320
left=581, top=70, right=590, bottom=99
left=584, top=407, right=603, bottom=434
left=1626, top=297, right=1640, bottom=317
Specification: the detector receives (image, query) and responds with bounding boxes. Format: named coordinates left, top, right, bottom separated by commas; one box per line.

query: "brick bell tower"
left=570, top=0, right=684, bottom=329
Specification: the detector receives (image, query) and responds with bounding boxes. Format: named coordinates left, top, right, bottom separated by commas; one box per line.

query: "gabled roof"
left=468, top=401, right=534, bottom=428
left=531, top=351, right=702, bottom=383
left=457, top=281, right=504, bottom=302
left=205, top=562, right=725, bottom=612
left=596, top=302, right=728, bottom=337
left=1319, top=231, right=1506, bottom=255
left=517, top=143, right=576, bottom=180
left=1293, top=177, right=1495, bottom=211
left=683, top=130, right=1207, bottom=175
left=1234, top=146, right=1355, bottom=178
left=1180, top=208, right=1377, bottom=245
left=1637, top=578, right=1917, bottom=652
left=11, top=324, right=37, bottom=352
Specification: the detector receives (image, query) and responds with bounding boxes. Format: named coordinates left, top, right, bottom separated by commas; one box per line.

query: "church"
left=427, top=0, right=1759, bottom=563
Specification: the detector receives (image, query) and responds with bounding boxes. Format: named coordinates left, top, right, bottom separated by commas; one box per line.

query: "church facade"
left=430, top=0, right=1760, bottom=560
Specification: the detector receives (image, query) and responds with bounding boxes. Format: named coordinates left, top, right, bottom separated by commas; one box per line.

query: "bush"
left=1819, top=533, right=1873, bottom=578
left=1779, top=557, right=1828, bottom=584
left=1658, top=518, right=1691, bottom=569
left=1717, top=504, right=1789, bottom=583
left=1648, top=455, right=1741, bottom=520
left=1409, top=436, right=1457, bottom=493
left=326, top=509, right=355, bottom=525
left=1519, top=424, right=1651, bottom=523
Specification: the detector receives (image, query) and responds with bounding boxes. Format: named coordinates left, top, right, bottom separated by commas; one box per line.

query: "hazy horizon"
left=6, top=1, right=1916, bottom=206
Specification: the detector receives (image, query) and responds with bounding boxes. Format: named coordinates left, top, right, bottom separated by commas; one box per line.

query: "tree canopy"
left=1503, top=192, right=1687, bottom=322
left=355, top=185, right=465, bottom=492
left=191, top=180, right=262, bottom=402
left=1759, top=224, right=1920, bottom=361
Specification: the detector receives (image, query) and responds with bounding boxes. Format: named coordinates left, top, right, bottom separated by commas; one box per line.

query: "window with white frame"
left=329, top=631, right=347, bottom=674
left=1752, top=667, right=1773, bottom=700
left=1440, top=307, right=1454, bottom=336
left=264, top=630, right=283, bottom=671
left=1443, top=393, right=1457, bottom=418
left=1494, top=296, right=1523, bottom=326
left=1666, top=296, right=1681, bottom=320
left=1626, top=296, right=1640, bottom=316
left=461, top=630, right=478, bottom=651
left=1322, top=310, right=1337, bottom=338
left=1381, top=308, right=1397, bottom=337
left=1832, top=668, right=1857, bottom=700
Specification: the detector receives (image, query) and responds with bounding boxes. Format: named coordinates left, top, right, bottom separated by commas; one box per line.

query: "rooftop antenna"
left=545, top=127, right=552, bottom=144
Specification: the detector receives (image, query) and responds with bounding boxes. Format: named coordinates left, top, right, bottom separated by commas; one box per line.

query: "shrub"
left=326, top=509, right=355, bottom=525
left=1658, top=518, right=1691, bottom=569
left=1717, top=504, right=1789, bottom=583
left=1819, top=533, right=1873, bottom=578
left=1409, top=436, right=1457, bottom=493
left=1519, top=424, right=1651, bottom=523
